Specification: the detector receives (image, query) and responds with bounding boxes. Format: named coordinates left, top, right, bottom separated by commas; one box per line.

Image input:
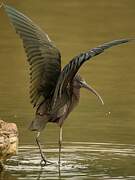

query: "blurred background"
left=0, top=0, right=135, bottom=145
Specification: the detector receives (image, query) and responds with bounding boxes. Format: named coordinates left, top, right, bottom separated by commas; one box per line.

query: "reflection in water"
left=1, top=142, right=135, bottom=180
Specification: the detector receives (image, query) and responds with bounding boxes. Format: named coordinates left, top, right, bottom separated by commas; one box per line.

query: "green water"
left=0, top=0, right=135, bottom=179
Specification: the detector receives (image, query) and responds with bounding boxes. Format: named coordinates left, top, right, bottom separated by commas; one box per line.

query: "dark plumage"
left=3, top=4, right=133, bottom=165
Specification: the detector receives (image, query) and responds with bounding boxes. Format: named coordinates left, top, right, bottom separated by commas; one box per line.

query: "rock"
left=0, top=120, right=18, bottom=171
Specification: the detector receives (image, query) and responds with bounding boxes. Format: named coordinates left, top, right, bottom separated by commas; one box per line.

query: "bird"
left=3, top=4, right=133, bottom=166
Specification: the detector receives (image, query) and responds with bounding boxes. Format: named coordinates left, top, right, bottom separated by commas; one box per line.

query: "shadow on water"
left=0, top=142, right=135, bottom=180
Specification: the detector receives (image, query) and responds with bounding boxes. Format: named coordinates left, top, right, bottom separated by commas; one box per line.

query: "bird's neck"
left=72, top=87, right=80, bottom=102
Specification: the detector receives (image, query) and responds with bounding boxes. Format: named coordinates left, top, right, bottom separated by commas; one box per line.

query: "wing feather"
left=52, top=39, right=133, bottom=108
left=4, top=5, right=61, bottom=107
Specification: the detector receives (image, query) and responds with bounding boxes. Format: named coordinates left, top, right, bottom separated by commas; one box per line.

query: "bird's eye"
left=37, top=112, right=43, bottom=116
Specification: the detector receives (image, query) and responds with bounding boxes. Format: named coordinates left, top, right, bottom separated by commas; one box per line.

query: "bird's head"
left=73, top=74, right=104, bottom=105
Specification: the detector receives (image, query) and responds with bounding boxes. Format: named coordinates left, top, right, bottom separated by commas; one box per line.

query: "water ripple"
left=1, top=142, right=135, bottom=180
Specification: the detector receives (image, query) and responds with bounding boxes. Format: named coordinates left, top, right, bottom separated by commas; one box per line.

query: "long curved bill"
left=81, top=80, right=104, bottom=105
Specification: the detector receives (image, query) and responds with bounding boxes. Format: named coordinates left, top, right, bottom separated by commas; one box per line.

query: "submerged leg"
left=36, top=132, right=53, bottom=166
left=58, top=126, right=63, bottom=165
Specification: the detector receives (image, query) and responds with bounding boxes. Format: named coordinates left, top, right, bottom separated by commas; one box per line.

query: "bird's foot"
left=40, top=155, right=54, bottom=167
left=40, top=159, right=53, bottom=167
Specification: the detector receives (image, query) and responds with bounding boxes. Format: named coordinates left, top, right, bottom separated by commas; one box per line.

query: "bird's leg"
left=36, top=132, right=47, bottom=166
left=58, top=126, right=63, bottom=165
left=36, top=132, right=53, bottom=166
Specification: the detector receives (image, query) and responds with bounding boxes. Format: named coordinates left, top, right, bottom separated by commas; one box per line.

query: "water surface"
left=1, top=142, right=135, bottom=180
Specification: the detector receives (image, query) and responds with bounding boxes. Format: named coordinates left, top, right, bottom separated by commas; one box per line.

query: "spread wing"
left=52, top=39, right=133, bottom=108
left=4, top=5, right=61, bottom=107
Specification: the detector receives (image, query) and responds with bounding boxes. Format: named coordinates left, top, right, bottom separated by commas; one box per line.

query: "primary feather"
left=4, top=5, right=61, bottom=107
left=52, top=38, right=133, bottom=110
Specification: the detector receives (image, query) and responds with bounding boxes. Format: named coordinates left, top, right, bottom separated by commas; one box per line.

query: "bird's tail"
left=29, top=102, right=49, bottom=131
left=29, top=115, right=47, bottom=131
